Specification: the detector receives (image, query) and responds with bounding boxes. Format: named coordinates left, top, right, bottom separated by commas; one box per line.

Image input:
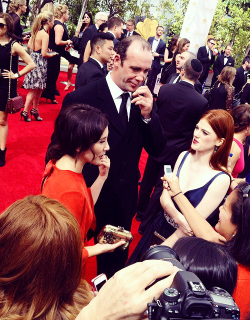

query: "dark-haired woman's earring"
left=214, top=146, right=219, bottom=153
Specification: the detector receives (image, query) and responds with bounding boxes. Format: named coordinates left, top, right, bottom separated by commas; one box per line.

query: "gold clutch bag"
left=97, top=225, right=133, bottom=250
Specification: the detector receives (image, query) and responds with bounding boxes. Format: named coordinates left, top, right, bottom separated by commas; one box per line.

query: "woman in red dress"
left=42, top=104, right=124, bottom=277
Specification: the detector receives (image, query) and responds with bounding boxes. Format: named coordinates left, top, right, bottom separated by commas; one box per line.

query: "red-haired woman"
left=128, top=109, right=234, bottom=263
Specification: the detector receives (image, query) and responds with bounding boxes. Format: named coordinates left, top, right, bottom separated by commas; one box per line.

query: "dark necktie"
left=119, top=93, right=130, bottom=129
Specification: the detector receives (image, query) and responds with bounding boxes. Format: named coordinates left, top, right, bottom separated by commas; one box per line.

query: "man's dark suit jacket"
left=152, top=81, right=208, bottom=167
left=120, top=29, right=140, bottom=40
left=166, top=73, right=202, bottom=94
left=197, top=46, right=215, bottom=85
left=233, top=66, right=247, bottom=95
left=61, top=77, right=165, bottom=231
left=75, top=57, right=104, bottom=89
left=147, top=36, right=166, bottom=69
left=211, top=54, right=235, bottom=86
left=78, top=24, right=98, bottom=67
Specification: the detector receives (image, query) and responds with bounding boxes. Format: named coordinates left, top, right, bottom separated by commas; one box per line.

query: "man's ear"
left=113, top=53, right=121, bottom=67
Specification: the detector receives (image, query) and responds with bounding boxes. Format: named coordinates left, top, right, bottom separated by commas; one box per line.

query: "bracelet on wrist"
left=171, top=191, right=182, bottom=199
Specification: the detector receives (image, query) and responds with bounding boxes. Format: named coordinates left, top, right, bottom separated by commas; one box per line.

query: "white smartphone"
left=164, top=165, right=172, bottom=178
left=91, top=273, right=107, bottom=292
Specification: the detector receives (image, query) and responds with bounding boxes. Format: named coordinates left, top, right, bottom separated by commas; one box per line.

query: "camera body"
left=142, top=245, right=240, bottom=320
left=148, top=271, right=240, bottom=320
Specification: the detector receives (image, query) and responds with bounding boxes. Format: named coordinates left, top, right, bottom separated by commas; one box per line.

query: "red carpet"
left=0, top=69, right=146, bottom=283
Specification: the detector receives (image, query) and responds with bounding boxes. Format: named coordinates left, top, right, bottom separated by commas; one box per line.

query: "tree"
left=158, top=0, right=250, bottom=66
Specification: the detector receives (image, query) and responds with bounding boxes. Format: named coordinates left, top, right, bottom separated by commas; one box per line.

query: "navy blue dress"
left=127, top=151, right=227, bottom=265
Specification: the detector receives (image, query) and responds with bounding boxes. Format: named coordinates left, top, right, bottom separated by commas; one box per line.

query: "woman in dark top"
left=209, top=66, right=236, bottom=111
left=41, top=4, right=76, bottom=103
left=0, top=13, right=35, bottom=166
left=160, top=35, right=179, bottom=84
left=8, top=0, right=29, bottom=42
left=64, top=11, right=93, bottom=91
left=161, top=37, right=190, bottom=83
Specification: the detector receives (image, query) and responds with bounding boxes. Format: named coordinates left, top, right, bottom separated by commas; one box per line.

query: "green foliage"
left=158, top=0, right=250, bottom=67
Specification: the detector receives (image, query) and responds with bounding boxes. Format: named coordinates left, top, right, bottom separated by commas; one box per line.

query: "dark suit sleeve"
left=140, top=107, right=166, bottom=157
left=158, top=41, right=166, bottom=59
left=197, top=47, right=210, bottom=64
left=240, top=83, right=250, bottom=104
left=79, top=28, right=92, bottom=55
left=213, top=56, right=220, bottom=77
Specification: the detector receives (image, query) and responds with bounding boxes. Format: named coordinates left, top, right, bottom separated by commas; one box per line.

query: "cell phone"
left=91, top=273, right=107, bottom=292
left=164, top=165, right=172, bottom=178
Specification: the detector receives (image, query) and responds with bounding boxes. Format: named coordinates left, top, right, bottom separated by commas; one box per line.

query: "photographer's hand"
left=76, top=260, right=178, bottom=320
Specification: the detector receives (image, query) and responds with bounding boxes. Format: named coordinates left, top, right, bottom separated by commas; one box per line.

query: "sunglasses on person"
left=209, top=41, right=215, bottom=45
left=0, top=23, right=7, bottom=28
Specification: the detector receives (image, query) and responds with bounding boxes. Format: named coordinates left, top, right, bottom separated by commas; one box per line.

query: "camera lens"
left=140, top=245, right=185, bottom=270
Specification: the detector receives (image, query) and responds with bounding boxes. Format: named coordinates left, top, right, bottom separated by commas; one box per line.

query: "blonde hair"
left=8, top=0, right=26, bottom=13
left=0, top=195, right=93, bottom=319
left=41, top=2, right=54, bottom=14
left=30, top=11, right=54, bottom=50
left=54, top=4, right=68, bottom=19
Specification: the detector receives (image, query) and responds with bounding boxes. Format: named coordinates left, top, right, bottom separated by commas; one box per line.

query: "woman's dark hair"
left=168, top=35, right=179, bottom=52
left=226, top=182, right=250, bottom=266
left=0, top=13, right=14, bottom=37
left=98, top=22, right=107, bottom=32
left=231, top=104, right=250, bottom=133
left=173, top=237, right=237, bottom=295
left=171, top=37, right=190, bottom=66
left=47, top=104, right=108, bottom=161
left=80, top=11, right=93, bottom=32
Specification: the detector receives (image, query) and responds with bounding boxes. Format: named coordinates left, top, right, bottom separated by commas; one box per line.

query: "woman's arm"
left=54, top=24, right=72, bottom=46
left=164, top=47, right=173, bottom=64
left=228, top=140, right=241, bottom=173
left=83, top=40, right=91, bottom=62
left=225, top=85, right=235, bottom=112
left=9, top=42, right=35, bottom=77
left=162, top=175, right=227, bottom=243
left=91, top=156, right=110, bottom=204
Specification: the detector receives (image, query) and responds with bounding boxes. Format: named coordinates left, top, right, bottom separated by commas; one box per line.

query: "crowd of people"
left=0, top=2, right=250, bottom=319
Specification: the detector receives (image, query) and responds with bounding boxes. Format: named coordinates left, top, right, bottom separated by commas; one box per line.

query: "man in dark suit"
left=53, top=36, right=165, bottom=278
left=137, top=59, right=208, bottom=232
left=211, top=45, right=235, bottom=86
left=78, top=11, right=108, bottom=67
left=197, top=38, right=216, bottom=87
left=120, top=19, right=140, bottom=40
left=166, top=51, right=202, bottom=93
left=107, top=17, right=124, bottom=49
left=233, top=55, right=250, bottom=94
left=75, top=33, right=114, bottom=89
left=147, top=26, right=166, bottom=93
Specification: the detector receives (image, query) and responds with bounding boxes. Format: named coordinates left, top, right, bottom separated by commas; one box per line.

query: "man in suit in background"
left=147, top=26, right=166, bottom=94
left=75, top=33, right=114, bottom=89
left=120, top=19, right=139, bottom=39
left=137, top=59, right=208, bottom=232
left=233, top=55, right=250, bottom=94
left=78, top=11, right=108, bottom=67
left=197, top=38, right=216, bottom=87
left=211, top=45, right=235, bottom=86
left=166, top=51, right=202, bottom=93
left=57, top=36, right=165, bottom=278
left=107, top=17, right=124, bottom=49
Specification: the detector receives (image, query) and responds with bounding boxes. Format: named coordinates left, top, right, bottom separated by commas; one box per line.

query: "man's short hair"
left=107, top=17, right=124, bottom=30
left=225, top=44, right=232, bottom=50
left=126, top=19, right=135, bottom=26
left=243, top=55, right=250, bottom=65
left=95, top=12, right=107, bottom=24
left=157, top=25, right=164, bottom=30
left=183, top=59, right=203, bottom=82
left=116, top=35, right=151, bottom=65
left=90, top=33, right=114, bottom=55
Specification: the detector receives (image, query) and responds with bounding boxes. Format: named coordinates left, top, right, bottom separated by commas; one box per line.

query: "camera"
left=141, top=245, right=240, bottom=320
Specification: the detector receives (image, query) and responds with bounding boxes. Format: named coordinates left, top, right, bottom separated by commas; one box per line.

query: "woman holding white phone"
left=128, top=109, right=234, bottom=263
